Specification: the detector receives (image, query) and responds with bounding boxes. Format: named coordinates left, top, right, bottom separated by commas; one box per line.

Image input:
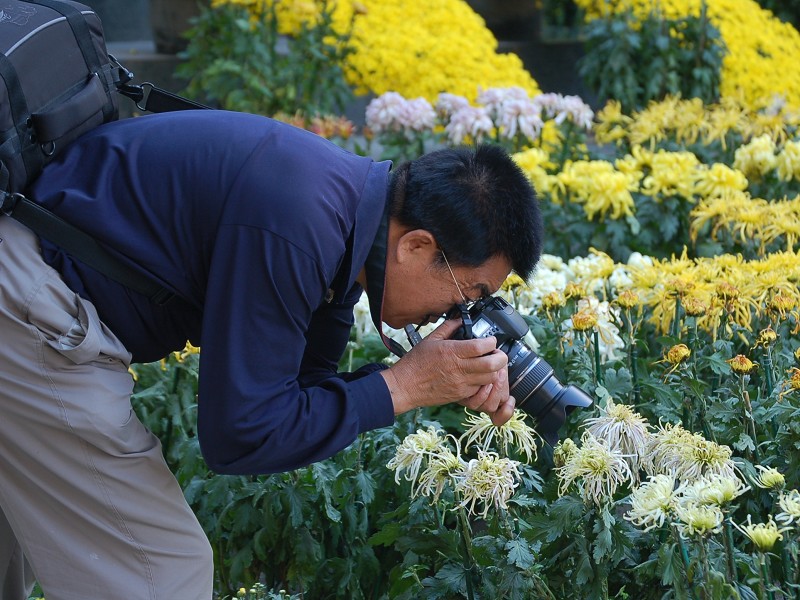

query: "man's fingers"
left=490, top=396, right=517, bottom=426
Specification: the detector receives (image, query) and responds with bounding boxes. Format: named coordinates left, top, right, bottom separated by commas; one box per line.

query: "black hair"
left=388, top=144, right=543, bottom=280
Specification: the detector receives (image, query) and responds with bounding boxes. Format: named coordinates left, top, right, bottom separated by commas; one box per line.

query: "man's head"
left=379, top=144, right=543, bottom=328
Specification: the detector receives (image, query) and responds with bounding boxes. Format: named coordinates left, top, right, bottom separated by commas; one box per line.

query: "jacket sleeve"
left=196, top=224, right=394, bottom=475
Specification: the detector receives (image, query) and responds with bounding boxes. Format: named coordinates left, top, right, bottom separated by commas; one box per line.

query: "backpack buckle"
left=0, top=191, right=22, bottom=217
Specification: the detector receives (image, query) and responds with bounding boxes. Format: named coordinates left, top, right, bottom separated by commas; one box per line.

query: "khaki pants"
left=0, top=218, right=213, bottom=600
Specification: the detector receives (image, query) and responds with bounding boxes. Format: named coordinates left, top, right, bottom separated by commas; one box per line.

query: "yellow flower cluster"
left=690, top=191, right=800, bottom=254
left=627, top=249, right=800, bottom=335
left=556, top=160, right=638, bottom=220
left=213, top=0, right=540, bottom=102
left=595, top=96, right=800, bottom=150
left=514, top=142, right=751, bottom=221
left=573, top=0, right=800, bottom=110
left=211, top=0, right=352, bottom=34
left=346, top=0, right=540, bottom=101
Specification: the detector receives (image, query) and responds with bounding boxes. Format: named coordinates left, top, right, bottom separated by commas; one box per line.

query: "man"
left=0, top=109, right=542, bottom=599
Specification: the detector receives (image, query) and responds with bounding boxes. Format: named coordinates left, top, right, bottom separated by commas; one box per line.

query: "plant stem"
left=698, top=536, right=712, bottom=600
left=741, top=388, right=761, bottom=464
left=672, top=295, right=683, bottom=339
left=457, top=508, right=477, bottom=600
left=763, top=347, right=775, bottom=398
left=780, top=540, right=796, bottom=599
left=760, top=552, right=776, bottom=600
left=672, top=526, right=696, bottom=600
left=723, top=519, right=738, bottom=587
left=625, top=310, right=641, bottom=403
left=593, top=329, right=604, bottom=386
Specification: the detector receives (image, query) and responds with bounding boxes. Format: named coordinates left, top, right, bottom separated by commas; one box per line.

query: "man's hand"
left=379, top=319, right=516, bottom=425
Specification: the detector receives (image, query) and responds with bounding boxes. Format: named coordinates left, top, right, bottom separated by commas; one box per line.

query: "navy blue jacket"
left=30, top=110, right=395, bottom=474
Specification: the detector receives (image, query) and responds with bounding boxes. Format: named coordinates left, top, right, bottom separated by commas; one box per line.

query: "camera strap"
left=363, top=193, right=407, bottom=359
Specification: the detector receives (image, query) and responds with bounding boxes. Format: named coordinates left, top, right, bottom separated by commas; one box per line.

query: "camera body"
left=451, top=296, right=592, bottom=445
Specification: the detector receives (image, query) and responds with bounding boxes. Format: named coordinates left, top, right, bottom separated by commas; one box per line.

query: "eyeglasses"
left=440, top=250, right=477, bottom=309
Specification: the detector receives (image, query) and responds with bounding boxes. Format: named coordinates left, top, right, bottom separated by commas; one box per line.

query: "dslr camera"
left=450, top=296, right=592, bottom=445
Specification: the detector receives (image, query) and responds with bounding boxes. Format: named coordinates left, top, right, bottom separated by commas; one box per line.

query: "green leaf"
left=601, top=367, right=634, bottom=399
left=506, top=538, right=536, bottom=570
left=422, top=562, right=468, bottom=598
left=354, top=469, right=376, bottom=505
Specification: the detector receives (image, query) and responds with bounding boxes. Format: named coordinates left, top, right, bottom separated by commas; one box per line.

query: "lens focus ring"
left=510, top=356, right=553, bottom=406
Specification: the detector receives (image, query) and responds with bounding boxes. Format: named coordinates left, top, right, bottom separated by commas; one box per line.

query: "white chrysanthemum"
left=674, top=502, right=724, bottom=538
left=680, top=474, right=749, bottom=507
left=365, top=93, right=435, bottom=135
left=454, top=450, right=522, bottom=518
left=626, top=252, right=654, bottom=270
left=445, top=105, right=493, bottom=145
left=387, top=426, right=451, bottom=494
left=398, top=97, right=436, bottom=133
left=524, top=268, right=570, bottom=306
left=476, top=86, right=530, bottom=120
left=625, top=474, right=682, bottom=532
left=416, top=447, right=465, bottom=503
left=734, top=515, right=788, bottom=552
left=435, top=92, right=470, bottom=119
left=644, top=422, right=738, bottom=483
left=365, top=91, right=408, bottom=134
left=496, top=98, right=543, bottom=142
left=352, top=292, right=376, bottom=343
left=776, top=489, right=800, bottom=526
left=608, top=265, right=634, bottom=292
left=531, top=93, right=594, bottom=130
left=538, top=254, right=569, bottom=272
left=754, top=465, right=786, bottom=490
left=566, top=252, right=615, bottom=292
left=584, top=398, right=651, bottom=478
left=556, top=432, right=634, bottom=506
left=460, top=409, right=540, bottom=463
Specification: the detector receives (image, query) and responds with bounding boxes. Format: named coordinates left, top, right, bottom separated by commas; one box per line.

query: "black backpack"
left=0, top=0, right=207, bottom=305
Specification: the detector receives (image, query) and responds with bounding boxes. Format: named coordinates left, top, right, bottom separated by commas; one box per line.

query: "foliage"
left=574, top=0, right=800, bottom=112
left=210, top=0, right=541, bottom=103
left=578, top=3, right=725, bottom=113
left=177, top=1, right=354, bottom=117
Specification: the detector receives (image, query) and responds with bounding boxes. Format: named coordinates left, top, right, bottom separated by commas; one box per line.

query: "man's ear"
left=395, top=229, right=437, bottom=264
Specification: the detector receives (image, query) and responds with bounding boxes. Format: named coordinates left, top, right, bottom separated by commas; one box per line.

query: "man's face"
left=382, top=241, right=512, bottom=330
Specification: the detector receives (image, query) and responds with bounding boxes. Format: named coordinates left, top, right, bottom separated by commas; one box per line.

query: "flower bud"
left=715, top=281, right=740, bottom=301
left=728, top=354, right=757, bottom=374
left=770, top=291, right=795, bottom=314
left=571, top=308, right=598, bottom=331
left=542, top=291, right=566, bottom=310
left=553, top=438, right=578, bottom=468
left=502, top=273, right=527, bottom=291
left=666, top=344, right=691, bottom=365
left=564, top=282, right=586, bottom=300
left=755, top=465, right=785, bottom=490
left=755, top=326, right=778, bottom=348
left=666, top=277, right=694, bottom=297
left=616, top=289, right=639, bottom=309
left=683, top=296, right=707, bottom=317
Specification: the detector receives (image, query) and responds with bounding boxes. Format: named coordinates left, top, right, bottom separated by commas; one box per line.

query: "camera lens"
left=505, top=342, right=593, bottom=445
left=446, top=295, right=593, bottom=444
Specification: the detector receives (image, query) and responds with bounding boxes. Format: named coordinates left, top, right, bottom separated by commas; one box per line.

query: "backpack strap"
left=1, top=190, right=192, bottom=308
left=117, top=81, right=211, bottom=113
left=0, top=53, right=39, bottom=190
